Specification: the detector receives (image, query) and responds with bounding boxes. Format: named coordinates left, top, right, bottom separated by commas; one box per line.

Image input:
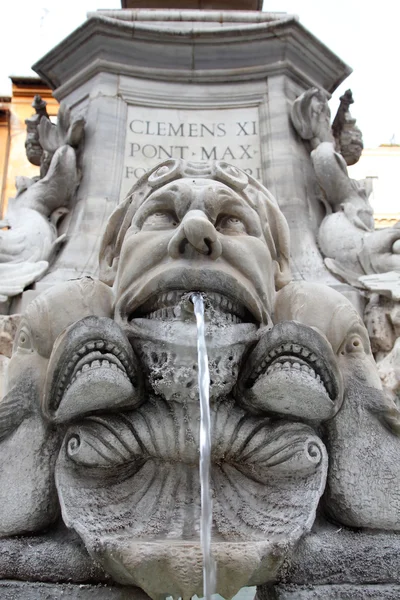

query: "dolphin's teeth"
left=102, top=360, right=110, bottom=367
left=293, top=362, right=301, bottom=370
left=309, top=353, right=317, bottom=362
left=301, top=348, right=310, bottom=358
left=87, top=342, right=95, bottom=351
left=91, top=360, right=100, bottom=368
left=78, top=347, right=86, bottom=356
left=82, top=364, right=90, bottom=372
left=96, top=341, right=105, bottom=349
left=292, top=344, right=301, bottom=354
left=110, top=363, right=118, bottom=371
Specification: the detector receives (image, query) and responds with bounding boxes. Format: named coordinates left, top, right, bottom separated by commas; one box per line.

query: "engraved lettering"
left=142, top=144, right=158, bottom=159
left=188, top=123, right=199, bottom=137
left=221, top=147, right=235, bottom=160
left=129, top=120, right=144, bottom=134
left=130, top=143, right=141, bottom=157
left=157, top=122, right=167, bottom=136
left=168, top=123, right=184, bottom=137
left=201, top=147, right=217, bottom=160
left=158, top=146, right=174, bottom=159
left=239, top=145, right=252, bottom=159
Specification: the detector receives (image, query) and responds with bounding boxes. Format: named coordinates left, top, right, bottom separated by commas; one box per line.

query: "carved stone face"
left=50, top=163, right=331, bottom=599
left=113, top=172, right=279, bottom=400
left=115, top=177, right=276, bottom=325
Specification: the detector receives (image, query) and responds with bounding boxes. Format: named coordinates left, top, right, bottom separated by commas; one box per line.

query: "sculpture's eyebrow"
left=132, top=192, right=179, bottom=227
left=205, top=190, right=263, bottom=236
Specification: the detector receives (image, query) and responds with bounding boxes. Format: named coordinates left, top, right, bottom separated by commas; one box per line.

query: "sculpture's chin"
left=56, top=403, right=327, bottom=599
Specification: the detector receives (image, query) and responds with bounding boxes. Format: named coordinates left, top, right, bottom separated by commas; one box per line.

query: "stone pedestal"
left=32, top=9, right=350, bottom=287
left=257, top=524, right=400, bottom=600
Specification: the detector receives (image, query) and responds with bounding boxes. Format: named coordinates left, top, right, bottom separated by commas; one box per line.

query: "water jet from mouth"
left=192, top=292, right=216, bottom=600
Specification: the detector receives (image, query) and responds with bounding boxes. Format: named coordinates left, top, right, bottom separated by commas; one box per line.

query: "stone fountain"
left=0, top=2, right=400, bottom=599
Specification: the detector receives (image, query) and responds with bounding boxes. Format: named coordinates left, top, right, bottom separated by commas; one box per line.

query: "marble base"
left=3, top=523, right=400, bottom=598
left=0, top=582, right=148, bottom=599
left=261, top=584, right=400, bottom=599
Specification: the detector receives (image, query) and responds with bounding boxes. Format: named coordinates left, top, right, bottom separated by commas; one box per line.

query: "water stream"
left=192, top=293, right=216, bottom=600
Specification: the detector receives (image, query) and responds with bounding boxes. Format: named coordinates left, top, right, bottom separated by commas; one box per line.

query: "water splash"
left=192, top=293, right=216, bottom=600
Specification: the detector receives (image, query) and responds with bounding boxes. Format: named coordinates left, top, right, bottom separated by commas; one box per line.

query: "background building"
left=349, top=144, right=400, bottom=228
left=0, top=76, right=58, bottom=215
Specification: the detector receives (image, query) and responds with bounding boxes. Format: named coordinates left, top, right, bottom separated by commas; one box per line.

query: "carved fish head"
left=0, top=278, right=114, bottom=537
left=273, top=281, right=394, bottom=411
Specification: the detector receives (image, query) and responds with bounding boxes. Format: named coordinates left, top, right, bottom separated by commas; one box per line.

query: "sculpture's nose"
left=168, top=210, right=222, bottom=260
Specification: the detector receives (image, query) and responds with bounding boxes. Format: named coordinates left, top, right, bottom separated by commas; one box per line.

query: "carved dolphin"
left=0, top=145, right=78, bottom=302
left=0, top=277, right=114, bottom=536
left=274, top=281, right=400, bottom=531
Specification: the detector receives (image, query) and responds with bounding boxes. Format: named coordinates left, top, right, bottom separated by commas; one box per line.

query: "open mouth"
left=43, top=316, right=141, bottom=422
left=61, top=342, right=134, bottom=396
left=247, top=341, right=335, bottom=400
left=240, top=321, right=343, bottom=421
left=130, top=290, right=256, bottom=324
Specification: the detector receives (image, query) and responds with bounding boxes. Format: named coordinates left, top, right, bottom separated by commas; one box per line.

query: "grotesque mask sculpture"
left=2, top=160, right=400, bottom=600
left=49, top=161, right=335, bottom=598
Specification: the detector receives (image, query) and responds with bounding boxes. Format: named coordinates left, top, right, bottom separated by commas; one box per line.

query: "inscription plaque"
left=121, top=105, right=262, bottom=199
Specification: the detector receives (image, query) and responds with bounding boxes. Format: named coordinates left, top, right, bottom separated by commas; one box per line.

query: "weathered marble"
left=0, top=101, right=84, bottom=306
left=0, top=278, right=113, bottom=536
left=1, top=5, right=399, bottom=599
left=0, top=582, right=146, bottom=600
left=2, top=158, right=399, bottom=599
left=25, top=9, right=351, bottom=289
left=258, top=523, right=400, bottom=599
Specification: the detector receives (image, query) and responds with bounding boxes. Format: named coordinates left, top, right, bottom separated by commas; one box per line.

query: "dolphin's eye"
left=339, top=334, right=366, bottom=356
left=216, top=215, right=247, bottom=235
left=141, top=211, right=179, bottom=231
left=16, top=328, right=33, bottom=352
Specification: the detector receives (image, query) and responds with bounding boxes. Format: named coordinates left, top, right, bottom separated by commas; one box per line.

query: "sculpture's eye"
left=141, top=211, right=179, bottom=231
left=339, top=334, right=366, bottom=356
left=16, top=327, right=33, bottom=352
left=216, top=215, right=247, bottom=235
left=392, top=238, right=400, bottom=254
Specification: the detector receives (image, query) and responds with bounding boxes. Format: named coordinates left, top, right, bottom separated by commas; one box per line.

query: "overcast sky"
left=2, top=0, right=399, bottom=148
